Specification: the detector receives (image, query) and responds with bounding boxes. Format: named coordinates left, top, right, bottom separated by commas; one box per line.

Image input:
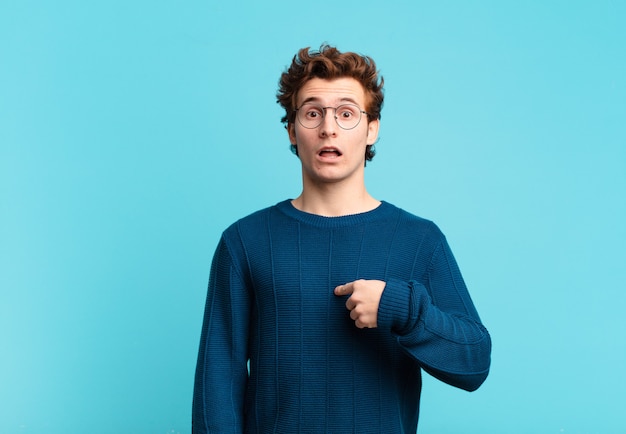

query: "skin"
left=288, top=77, right=380, bottom=217
left=334, top=280, right=386, bottom=329
left=287, top=77, right=386, bottom=328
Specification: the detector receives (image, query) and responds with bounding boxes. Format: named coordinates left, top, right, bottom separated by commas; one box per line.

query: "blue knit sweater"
left=193, top=200, right=491, bottom=433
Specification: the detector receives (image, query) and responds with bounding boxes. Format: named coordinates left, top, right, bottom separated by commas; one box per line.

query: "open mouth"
left=318, top=148, right=342, bottom=157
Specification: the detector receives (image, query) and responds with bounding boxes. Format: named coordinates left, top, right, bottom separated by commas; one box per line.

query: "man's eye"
left=338, top=107, right=356, bottom=118
left=339, top=110, right=354, bottom=118
left=306, top=109, right=322, bottom=118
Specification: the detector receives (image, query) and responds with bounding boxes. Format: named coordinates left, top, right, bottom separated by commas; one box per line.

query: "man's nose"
left=319, top=108, right=337, bottom=136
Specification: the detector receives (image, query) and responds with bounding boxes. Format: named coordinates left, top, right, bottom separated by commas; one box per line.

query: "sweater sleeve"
left=192, top=236, right=251, bottom=433
left=377, top=235, right=491, bottom=392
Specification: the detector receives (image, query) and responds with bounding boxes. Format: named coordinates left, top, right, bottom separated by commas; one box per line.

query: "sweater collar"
left=275, top=199, right=396, bottom=228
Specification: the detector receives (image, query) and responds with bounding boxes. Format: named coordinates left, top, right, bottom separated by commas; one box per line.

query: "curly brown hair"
left=277, top=45, right=385, bottom=162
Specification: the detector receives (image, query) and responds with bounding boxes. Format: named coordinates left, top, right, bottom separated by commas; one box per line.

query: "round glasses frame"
left=294, top=103, right=370, bottom=130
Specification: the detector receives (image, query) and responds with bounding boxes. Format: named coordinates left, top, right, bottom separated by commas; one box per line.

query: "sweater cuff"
left=377, top=278, right=412, bottom=333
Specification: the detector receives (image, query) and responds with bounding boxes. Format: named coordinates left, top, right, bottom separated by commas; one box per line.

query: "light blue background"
left=1, top=1, right=624, bottom=433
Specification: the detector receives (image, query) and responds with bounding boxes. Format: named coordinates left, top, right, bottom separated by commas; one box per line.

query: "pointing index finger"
left=334, top=282, right=354, bottom=296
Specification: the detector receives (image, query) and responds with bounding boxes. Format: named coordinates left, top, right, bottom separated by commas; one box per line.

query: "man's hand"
left=334, top=279, right=386, bottom=328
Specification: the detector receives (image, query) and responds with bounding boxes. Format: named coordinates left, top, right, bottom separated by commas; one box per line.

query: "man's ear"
left=367, top=119, right=380, bottom=145
left=288, top=122, right=297, bottom=145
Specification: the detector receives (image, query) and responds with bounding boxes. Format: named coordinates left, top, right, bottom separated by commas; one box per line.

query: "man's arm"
left=335, top=237, right=491, bottom=392
left=193, top=237, right=251, bottom=433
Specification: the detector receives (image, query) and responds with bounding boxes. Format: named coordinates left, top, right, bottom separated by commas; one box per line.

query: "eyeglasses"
left=294, top=103, right=369, bottom=130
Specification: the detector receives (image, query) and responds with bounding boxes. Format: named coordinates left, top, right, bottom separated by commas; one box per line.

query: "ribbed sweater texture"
left=193, top=200, right=491, bottom=433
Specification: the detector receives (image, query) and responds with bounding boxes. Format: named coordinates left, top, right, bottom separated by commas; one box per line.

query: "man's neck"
left=291, top=183, right=380, bottom=217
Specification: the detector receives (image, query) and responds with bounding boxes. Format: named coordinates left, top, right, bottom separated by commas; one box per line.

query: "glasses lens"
left=297, top=104, right=363, bottom=130
left=298, top=104, right=324, bottom=128
left=335, top=104, right=361, bottom=129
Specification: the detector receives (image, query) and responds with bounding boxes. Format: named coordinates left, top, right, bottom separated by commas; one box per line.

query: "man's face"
left=288, top=77, right=379, bottom=187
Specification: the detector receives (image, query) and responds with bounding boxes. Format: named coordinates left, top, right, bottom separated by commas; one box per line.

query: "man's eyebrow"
left=299, top=96, right=321, bottom=106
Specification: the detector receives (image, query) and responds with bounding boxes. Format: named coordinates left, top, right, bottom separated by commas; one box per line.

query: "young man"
left=193, top=45, right=491, bottom=433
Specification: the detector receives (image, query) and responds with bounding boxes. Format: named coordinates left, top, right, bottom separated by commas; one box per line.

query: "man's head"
left=277, top=45, right=384, bottom=162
